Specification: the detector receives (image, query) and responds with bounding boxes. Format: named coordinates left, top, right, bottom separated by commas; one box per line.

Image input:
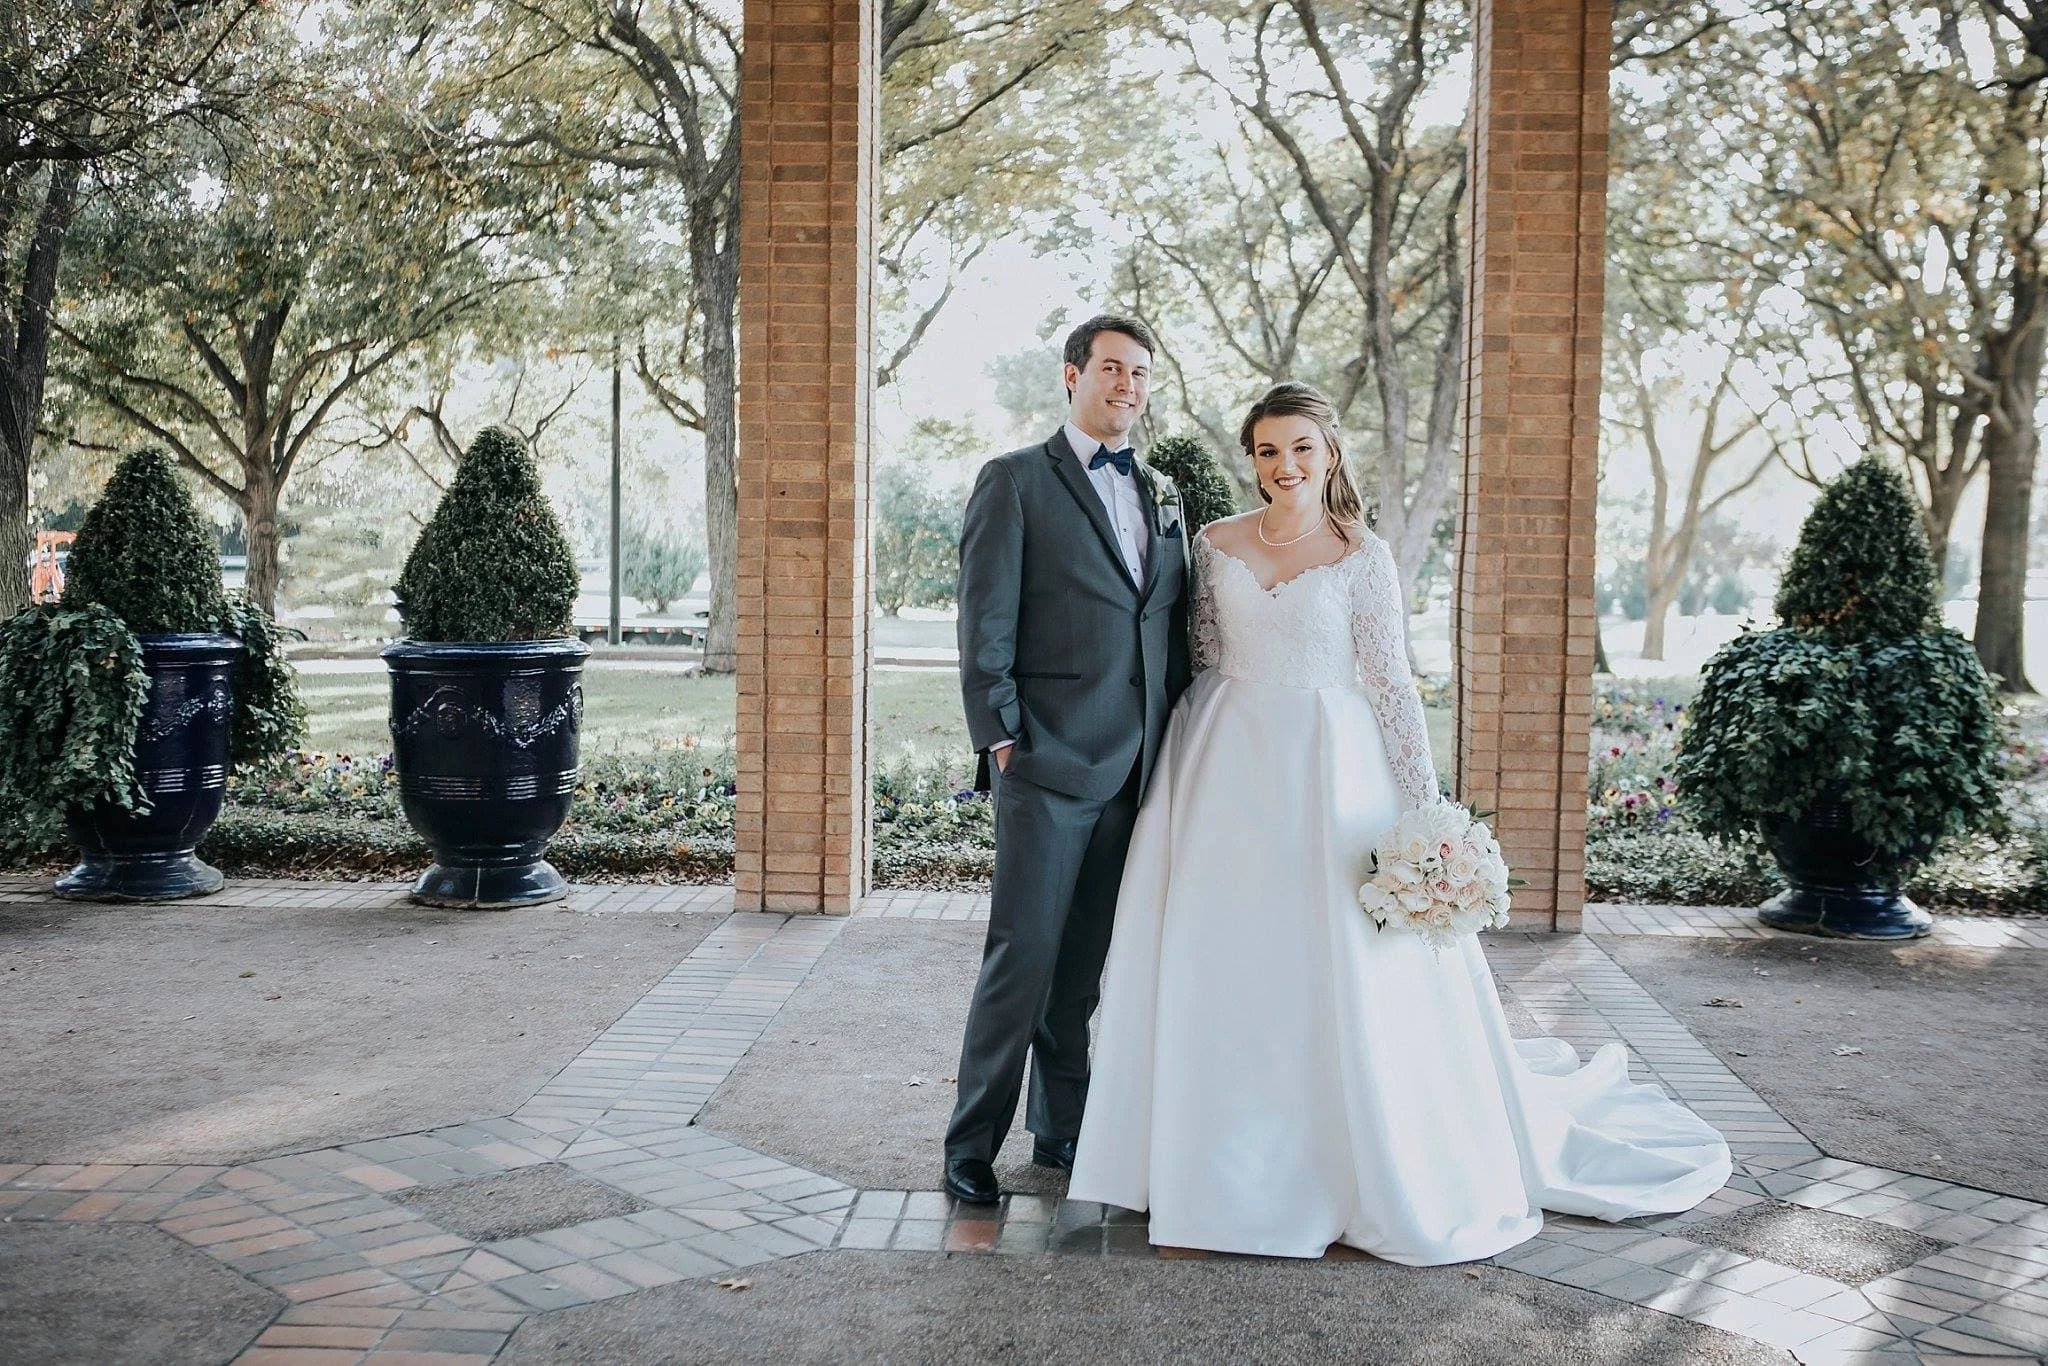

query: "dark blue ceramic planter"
left=1758, top=802, right=1933, bottom=940
left=384, top=638, right=589, bottom=908
left=56, top=633, right=242, bottom=902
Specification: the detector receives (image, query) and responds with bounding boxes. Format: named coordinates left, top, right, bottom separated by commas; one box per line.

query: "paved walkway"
left=3, top=878, right=2044, bottom=1364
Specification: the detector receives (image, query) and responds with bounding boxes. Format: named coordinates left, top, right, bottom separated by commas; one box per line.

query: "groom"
left=944, top=315, right=1192, bottom=1204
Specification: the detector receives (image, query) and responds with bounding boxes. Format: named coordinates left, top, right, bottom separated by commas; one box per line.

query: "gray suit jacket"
left=957, top=429, right=1192, bottom=801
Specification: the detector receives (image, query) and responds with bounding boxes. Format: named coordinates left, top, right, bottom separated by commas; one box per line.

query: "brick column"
left=735, top=0, right=876, bottom=913
left=1455, top=0, right=1611, bottom=932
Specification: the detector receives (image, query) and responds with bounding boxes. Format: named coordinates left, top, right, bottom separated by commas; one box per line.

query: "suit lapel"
left=1134, top=463, right=1166, bottom=602
left=1046, top=429, right=1140, bottom=595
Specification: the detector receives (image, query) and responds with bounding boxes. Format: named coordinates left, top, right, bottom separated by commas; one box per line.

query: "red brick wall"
left=1456, top=0, right=1612, bottom=931
left=735, top=0, right=877, bottom=913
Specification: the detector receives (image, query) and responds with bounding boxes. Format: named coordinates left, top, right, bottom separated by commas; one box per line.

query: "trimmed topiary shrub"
left=59, top=449, right=223, bottom=633
left=1677, top=458, right=2002, bottom=864
left=393, top=426, right=579, bottom=641
left=60, top=449, right=305, bottom=767
left=0, top=448, right=305, bottom=835
left=1145, top=431, right=1238, bottom=532
left=1773, top=457, right=1940, bottom=642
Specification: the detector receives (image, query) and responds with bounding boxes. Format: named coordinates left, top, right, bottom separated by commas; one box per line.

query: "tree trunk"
left=699, top=262, right=739, bottom=675
left=1920, top=439, right=1970, bottom=578
left=0, top=161, right=83, bottom=614
left=1642, top=546, right=1693, bottom=663
left=241, top=472, right=283, bottom=617
left=0, top=387, right=30, bottom=616
left=1974, top=313, right=2043, bottom=694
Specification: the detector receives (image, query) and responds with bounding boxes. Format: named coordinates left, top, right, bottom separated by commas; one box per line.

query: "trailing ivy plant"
left=0, top=449, right=305, bottom=833
left=393, top=426, right=579, bottom=641
left=1144, top=432, right=1238, bottom=533
left=1676, top=457, right=2001, bottom=863
left=0, top=606, right=150, bottom=853
left=220, top=593, right=308, bottom=765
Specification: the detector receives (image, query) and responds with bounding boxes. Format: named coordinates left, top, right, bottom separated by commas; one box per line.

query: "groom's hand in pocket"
left=991, top=741, right=1012, bottom=774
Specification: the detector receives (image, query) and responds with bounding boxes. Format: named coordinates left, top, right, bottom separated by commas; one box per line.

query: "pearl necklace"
left=1258, top=508, right=1329, bottom=548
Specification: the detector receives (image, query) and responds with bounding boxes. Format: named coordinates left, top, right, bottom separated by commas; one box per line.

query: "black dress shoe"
left=943, top=1157, right=1000, bottom=1204
left=1031, top=1136, right=1078, bottom=1171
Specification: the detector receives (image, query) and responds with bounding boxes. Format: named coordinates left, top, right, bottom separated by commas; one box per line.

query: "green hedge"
left=6, top=675, right=2040, bottom=906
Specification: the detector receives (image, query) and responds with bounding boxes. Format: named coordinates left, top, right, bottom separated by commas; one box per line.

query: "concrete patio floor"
left=2, top=876, right=2044, bottom=1365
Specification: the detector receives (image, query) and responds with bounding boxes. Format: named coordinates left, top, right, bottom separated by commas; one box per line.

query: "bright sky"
left=877, top=30, right=1474, bottom=469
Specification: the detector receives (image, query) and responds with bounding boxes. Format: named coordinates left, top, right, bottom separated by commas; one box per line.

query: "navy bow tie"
left=1088, top=445, right=1135, bottom=477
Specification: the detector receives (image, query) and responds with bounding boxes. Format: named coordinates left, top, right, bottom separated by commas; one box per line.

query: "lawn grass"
left=300, top=666, right=979, bottom=762
left=301, top=665, right=1455, bottom=775
left=300, top=668, right=743, bottom=758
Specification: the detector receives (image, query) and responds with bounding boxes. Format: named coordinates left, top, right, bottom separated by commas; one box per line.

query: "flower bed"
left=0, top=743, right=994, bottom=888
left=1584, top=679, right=2048, bottom=913
left=5, top=678, right=2042, bottom=907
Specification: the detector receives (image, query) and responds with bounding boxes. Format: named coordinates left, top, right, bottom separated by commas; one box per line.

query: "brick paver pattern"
left=3, top=876, right=2044, bottom=1364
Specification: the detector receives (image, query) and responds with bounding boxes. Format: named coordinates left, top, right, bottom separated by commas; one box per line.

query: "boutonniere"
left=1143, top=466, right=1185, bottom=538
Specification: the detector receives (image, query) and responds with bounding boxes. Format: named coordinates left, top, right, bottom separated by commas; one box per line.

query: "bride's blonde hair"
left=1238, top=382, right=1367, bottom=541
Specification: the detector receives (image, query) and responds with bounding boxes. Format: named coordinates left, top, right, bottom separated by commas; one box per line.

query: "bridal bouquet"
left=1358, top=801, right=1514, bottom=950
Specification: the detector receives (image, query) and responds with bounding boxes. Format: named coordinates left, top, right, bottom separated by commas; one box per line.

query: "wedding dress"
left=1065, top=527, right=1731, bottom=1264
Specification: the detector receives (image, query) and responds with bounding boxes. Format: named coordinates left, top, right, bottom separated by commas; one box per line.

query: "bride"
left=1065, top=381, right=1730, bottom=1264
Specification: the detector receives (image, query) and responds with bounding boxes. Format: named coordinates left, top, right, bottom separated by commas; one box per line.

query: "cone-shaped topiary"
left=61, top=447, right=225, bottom=632
left=1773, top=457, right=1940, bottom=642
left=1145, top=432, right=1238, bottom=532
left=393, top=426, right=579, bottom=642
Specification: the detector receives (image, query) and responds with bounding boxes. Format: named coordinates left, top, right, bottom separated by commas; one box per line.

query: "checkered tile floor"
left=4, top=879, right=2044, bottom=1363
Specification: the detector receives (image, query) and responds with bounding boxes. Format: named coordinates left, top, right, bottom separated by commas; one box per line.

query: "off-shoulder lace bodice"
left=1189, top=528, right=1440, bottom=808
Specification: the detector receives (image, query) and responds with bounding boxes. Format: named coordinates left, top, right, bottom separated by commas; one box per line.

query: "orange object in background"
left=29, top=531, right=73, bottom=603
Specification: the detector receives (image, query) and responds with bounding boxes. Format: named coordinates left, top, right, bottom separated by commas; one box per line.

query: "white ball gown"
left=1065, top=527, right=1731, bottom=1264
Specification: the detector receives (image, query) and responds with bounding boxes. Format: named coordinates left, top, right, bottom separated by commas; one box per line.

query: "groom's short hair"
left=1063, top=314, right=1158, bottom=393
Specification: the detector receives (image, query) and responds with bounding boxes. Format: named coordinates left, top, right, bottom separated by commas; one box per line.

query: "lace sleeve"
left=1351, top=534, right=1441, bottom=809
left=1190, top=528, right=1221, bottom=671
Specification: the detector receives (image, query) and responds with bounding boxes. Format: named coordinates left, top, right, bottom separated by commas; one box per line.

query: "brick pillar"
left=735, top=0, right=876, bottom=913
left=1455, top=0, right=1611, bottom=932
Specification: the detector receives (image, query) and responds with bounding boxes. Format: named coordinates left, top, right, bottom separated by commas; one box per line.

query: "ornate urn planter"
left=1759, top=801, right=1933, bottom=940
left=56, top=633, right=242, bottom=901
left=383, top=638, right=589, bottom=908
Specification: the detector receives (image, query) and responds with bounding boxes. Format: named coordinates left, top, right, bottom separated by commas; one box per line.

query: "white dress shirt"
left=1064, top=421, right=1149, bottom=585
